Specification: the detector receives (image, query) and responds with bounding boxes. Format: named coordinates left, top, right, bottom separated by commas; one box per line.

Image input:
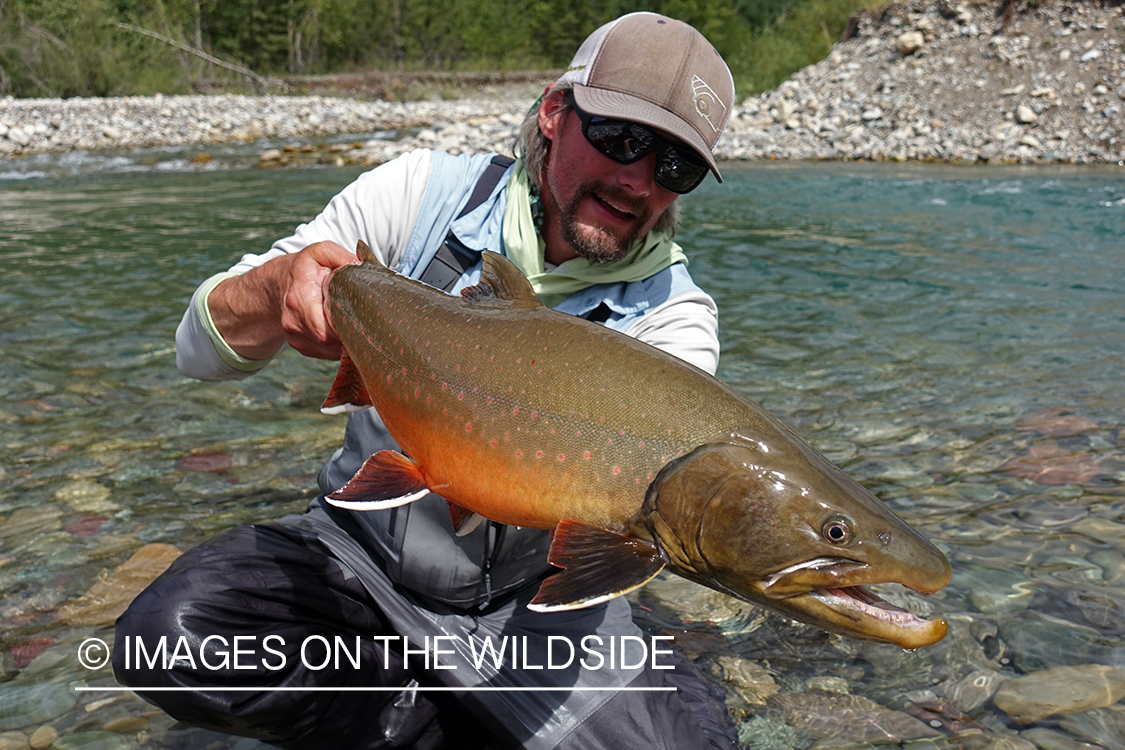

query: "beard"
left=557, top=182, right=654, bottom=265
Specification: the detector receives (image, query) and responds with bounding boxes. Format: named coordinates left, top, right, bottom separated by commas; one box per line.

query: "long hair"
left=513, top=79, right=680, bottom=237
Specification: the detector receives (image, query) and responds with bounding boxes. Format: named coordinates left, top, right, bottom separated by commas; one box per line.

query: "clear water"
left=1, top=158, right=1124, bottom=749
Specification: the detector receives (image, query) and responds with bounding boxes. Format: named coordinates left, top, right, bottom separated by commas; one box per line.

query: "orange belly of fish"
left=372, top=391, right=641, bottom=531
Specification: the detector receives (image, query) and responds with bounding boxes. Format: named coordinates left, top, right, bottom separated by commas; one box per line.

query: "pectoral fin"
left=527, top=520, right=665, bottom=612
left=326, top=450, right=430, bottom=510
left=321, top=349, right=373, bottom=414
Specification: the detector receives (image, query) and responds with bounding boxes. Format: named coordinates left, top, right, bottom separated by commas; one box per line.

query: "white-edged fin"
left=326, top=450, right=430, bottom=511
left=527, top=520, right=665, bottom=612
left=454, top=513, right=485, bottom=537
left=321, top=348, right=374, bottom=414
left=325, top=487, right=430, bottom=511
left=321, top=403, right=371, bottom=415
left=447, top=500, right=485, bottom=536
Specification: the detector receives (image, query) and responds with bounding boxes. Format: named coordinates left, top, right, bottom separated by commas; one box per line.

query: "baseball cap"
left=557, top=12, right=735, bottom=182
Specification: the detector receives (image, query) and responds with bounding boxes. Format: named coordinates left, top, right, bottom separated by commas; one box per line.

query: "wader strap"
left=421, top=154, right=516, bottom=292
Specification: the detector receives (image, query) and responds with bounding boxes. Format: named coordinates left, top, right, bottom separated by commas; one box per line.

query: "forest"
left=0, top=0, right=880, bottom=98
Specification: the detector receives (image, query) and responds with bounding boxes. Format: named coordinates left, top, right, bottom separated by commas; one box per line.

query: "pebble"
left=897, top=30, right=925, bottom=54
left=53, top=479, right=115, bottom=514
left=1089, top=550, right=1125, bottom=585
left=27, top=726, right=56, bottom=750
left=940, top=669, right=1005, bottom=711
left=0, top=733, right=28, bottom=750
left=993, top=664, right=1125, bottom=724
left=99, top=717, right=148, bottom=733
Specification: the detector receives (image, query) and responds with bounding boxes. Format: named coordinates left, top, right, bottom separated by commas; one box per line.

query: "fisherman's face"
left=539, top=91, right=679, bottom=264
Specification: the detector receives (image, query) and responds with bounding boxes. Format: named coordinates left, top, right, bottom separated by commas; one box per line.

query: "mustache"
left=574, top=182, right=651, bottom=223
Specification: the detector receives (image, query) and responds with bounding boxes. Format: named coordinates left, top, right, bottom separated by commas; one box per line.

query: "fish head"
left=636, top=432, right=952, bottom=649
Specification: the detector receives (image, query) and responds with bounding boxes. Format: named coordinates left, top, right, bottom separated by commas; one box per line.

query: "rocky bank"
left=0, top=0, right=1122, bottom=166
left=725, top=0, right=1125, bottom=164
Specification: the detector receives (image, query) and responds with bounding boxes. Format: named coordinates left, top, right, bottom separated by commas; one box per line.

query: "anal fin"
left=326, top=450, right=430, bottom=511
left=321, top=348, right=373, bottom=414
left=527, top=520, right=665, bottom=612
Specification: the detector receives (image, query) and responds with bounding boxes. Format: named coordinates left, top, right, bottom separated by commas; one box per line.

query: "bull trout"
left=322, top=242, right=952, bottom=649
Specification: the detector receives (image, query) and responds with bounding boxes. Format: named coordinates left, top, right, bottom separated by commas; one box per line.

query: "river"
left=1, top=156, right=1124, bottom=749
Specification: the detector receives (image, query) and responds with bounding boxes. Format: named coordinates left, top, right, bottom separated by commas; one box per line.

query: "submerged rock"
left=1014, top=409, right=1099, bottom=437
left=941, top=669, right=1005, bottom=712
left=50, top=731, right=131, bottom=750
left=55, top=543, right=181, bottom=626
left=27, top=725, right=56, bottom=750
left=1059, top=705, right=1125, bottom=750
left=712, top=656, right=780, bottom=707
left=993, top=664, right=1125, bottom=724
left=998, top=612, right=1103, bottom=674
left=0, top=732, right=29, bottom=750
left=770, top=692, right=940, bottom=742
left=53, top=480, right=116, bottom=514
left=1000, top=443, right=1101, bottom=485
left=1059, top=588, right=1125, bottom=635
left=738, top=714, right=800, bottom=750
left=0, top=683, right=76, bottom=731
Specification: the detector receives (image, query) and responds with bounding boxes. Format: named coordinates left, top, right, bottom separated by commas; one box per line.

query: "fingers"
left=306, top=240, right=362, bottom=271
left=280, top=241, right=363, bottom=360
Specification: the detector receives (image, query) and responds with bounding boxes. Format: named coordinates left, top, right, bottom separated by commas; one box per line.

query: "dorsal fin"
left=460, top=252, right=543, bottom=309
left=355, top=239, right=380, bottom=265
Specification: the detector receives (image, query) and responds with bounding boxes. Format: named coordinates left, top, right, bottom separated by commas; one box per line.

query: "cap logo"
left=691, top=75, right=726, bottom=133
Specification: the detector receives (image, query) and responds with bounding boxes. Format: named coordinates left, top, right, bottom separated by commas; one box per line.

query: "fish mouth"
left=757, top=557, right=949, bottom=649
left=806, top=584, right=948, bottom=649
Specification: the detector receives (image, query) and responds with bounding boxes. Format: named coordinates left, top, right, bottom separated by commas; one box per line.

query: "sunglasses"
left=566, top=91, right=710, bottom=195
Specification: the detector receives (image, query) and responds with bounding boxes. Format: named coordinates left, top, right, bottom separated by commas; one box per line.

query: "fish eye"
left=821, top=514, right=854, bottom=545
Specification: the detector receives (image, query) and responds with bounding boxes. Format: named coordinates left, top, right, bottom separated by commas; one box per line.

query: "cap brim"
left=572, top=84, right=723, bottom=183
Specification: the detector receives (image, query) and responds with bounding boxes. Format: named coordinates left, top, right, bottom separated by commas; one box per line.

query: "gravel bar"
left=2, top=1, right=1122, bottom=166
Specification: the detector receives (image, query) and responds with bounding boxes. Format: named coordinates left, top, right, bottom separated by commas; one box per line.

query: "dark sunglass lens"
left=655, top=147, right=709, bottom=193
left=586, top=119, right=653, bottom=163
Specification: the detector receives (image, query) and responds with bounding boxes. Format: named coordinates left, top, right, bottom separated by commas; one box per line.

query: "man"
left=116, top=12, right=738, bottom=750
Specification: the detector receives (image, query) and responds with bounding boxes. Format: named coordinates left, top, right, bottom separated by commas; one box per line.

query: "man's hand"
left=209, top=241, right=361, bottom=361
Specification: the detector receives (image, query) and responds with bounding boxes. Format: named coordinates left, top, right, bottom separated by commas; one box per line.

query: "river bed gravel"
left=1, top=0, right=1122, bottom=168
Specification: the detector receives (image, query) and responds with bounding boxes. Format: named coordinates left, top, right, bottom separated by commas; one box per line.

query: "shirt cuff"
left=195, top=272, right=277, bottom=373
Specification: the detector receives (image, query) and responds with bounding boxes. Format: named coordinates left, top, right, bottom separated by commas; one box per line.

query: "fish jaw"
left=755, top=556, right=950, bottom=648
left=804, top=585, right=949, bottom=649
left=669, top=557, right=949, bottom=649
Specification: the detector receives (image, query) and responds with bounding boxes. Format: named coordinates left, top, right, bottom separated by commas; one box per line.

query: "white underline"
left=74, top=686, right=676, bottom=693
